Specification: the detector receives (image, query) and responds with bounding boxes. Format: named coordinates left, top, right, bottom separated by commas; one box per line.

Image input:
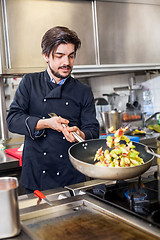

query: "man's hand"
left=62, top=125, right=85, bottom=142
left=35, top=116, right=69, bottom=132
left=35, top=116, right=85, bottom=143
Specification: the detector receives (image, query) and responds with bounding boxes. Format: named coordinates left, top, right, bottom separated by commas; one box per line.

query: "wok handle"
left=48, top=113, right=84, bottom=143
left=145, top=146, right=160, bottom=158
left=70, top=130, right=84, bottom=142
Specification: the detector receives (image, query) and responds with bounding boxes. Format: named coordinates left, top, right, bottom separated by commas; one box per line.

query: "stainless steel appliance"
left=94, top=98, right=111, bottom=131
left=0, top=177, right=21, bottom=239
left=18, top=166, right=160, bottom=240
left=100, top=110, right=122, bottom=133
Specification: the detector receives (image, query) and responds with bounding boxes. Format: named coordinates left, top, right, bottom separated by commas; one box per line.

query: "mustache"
left=58, top=65, right=71, bottom=70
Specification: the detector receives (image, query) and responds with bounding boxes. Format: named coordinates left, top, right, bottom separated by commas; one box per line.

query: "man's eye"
left=69, top=55, right=75, bottom=59
left=56, top=55, right=62, bottom=58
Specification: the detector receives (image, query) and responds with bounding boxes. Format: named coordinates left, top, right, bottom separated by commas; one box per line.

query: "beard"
left=48, top=64, right=72, bottom=80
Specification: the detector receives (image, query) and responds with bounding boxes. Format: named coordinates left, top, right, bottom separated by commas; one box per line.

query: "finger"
left=67, top=126, right=78, bottom=133
left=62, top=127, right=75, bottom=142
left=58, top=117, right=69, bottom=125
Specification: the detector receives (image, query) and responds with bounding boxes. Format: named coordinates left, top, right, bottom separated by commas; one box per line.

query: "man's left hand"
left=62, top=125, right=85, bottom=143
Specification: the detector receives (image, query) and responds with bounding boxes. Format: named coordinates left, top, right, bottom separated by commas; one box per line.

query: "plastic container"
left=142, top=88, right=154, bottom=117
left=122, top=110, right=142, bottom=122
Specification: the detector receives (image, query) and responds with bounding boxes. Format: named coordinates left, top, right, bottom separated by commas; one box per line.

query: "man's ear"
left=43, top=54, right=49, bottom=63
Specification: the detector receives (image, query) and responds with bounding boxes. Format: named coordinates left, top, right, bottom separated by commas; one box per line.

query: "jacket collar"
left=44, top=70, right=73, bottom=99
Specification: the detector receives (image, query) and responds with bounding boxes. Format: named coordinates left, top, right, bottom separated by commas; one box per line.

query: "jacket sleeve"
left=6, top=75, right=44, bottom=140
left=80, top=87, right=99, bottom=140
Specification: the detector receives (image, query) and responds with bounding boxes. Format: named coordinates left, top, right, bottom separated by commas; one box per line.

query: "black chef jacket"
left=6, top=70, right=99, bottom=191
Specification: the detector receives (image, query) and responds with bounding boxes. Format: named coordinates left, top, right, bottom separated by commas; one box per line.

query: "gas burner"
left=151, top=209, right=160, bottom=223
left=93, top=184, right=106, bottom=199
left=124, top=189, right=147, bottom=201
left=127, top=191, right=147, bottom=201
left=124, top=189, right=151, bottom=215
left=85, top=173, right=159, bottom=228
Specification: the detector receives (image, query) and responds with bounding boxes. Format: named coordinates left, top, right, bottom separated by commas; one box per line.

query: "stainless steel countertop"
left=0, top=136, right=24, bottom=171
left=16, top=166, right=159, bottom=240
left=0, top=150, right=20, bottom=171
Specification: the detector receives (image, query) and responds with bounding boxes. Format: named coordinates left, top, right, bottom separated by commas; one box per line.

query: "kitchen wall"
left=5, top=71, right=160, bottom=115
left=88, top=72, right=160, bottom=113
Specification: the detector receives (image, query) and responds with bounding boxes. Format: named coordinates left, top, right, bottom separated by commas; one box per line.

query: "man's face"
left=43, top=43, right=76, bottom=83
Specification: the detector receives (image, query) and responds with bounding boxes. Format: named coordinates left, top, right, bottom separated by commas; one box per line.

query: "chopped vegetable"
left=94, top=127, right=144, bottom=168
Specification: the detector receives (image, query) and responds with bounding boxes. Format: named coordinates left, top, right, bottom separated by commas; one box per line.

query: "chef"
left=6, top=26, right=99, bottom=193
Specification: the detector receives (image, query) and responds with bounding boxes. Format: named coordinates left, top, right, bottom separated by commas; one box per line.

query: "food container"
left=122, top=110, right=142, bottom=122
left=0, top=177, right=21, bottom=239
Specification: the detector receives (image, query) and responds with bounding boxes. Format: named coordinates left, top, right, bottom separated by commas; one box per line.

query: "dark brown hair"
left=41, top=26, right=81, bottom=57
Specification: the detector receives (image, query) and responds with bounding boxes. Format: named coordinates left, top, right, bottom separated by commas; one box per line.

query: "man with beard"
left=6, top=26, right=99, bottom=193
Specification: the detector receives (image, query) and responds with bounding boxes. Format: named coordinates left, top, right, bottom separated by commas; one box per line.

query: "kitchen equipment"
left=0, top=177, right=21, bottom=239
left=85, top=166, right=159, bottom=235
left=34, top=190, right=54, bottom=206
left=68, top=139, right=154, bottom=180
left=145, top=145, right=160, bottom=159
left=103, top=92, right=119, bottom=110
left=100, top=110, right=122, bottom=133
left=94, top=98, right=111, bottom=130
left=19, top=166, right=159, bottom=240
left=126, top=90, right=141, bottom=110
left=122, top=110, right=142, bottom=122
left=126, top=76, right=141, bottom=111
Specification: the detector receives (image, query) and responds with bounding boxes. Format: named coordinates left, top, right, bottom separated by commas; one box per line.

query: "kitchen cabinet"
left=97, top=1, right=160, bottom=65
left=0, top=0, right=96, bottom=75
left=1, top=0, right=160, bottom=75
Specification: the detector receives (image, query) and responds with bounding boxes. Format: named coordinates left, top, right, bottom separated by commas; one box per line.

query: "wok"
left=68, top=139, right=154, bottom=180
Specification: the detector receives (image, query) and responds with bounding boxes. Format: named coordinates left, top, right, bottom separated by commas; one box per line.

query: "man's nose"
left=63, top=56, right=70, bottom=65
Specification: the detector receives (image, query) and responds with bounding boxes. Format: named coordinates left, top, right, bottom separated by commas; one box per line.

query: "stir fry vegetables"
left=94, top=127, right=144, bottom=167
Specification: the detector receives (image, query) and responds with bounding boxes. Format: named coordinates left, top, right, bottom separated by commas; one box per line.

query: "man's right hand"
left=35, top=116, right=69, bottom=132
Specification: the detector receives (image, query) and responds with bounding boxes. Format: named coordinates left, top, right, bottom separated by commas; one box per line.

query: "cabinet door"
left=97, top=1, right=160, bottom=64
left=3, top=0, right=96, bottom=73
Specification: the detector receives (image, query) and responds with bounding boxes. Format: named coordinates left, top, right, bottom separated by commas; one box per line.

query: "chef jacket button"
left=44, top=134, right=46, bottom=138
left=63, top=136, right=65, bottom=140
left=57, top=172, right=60, bottom=176
left=44, top=152, right=47, bottom=155
left=43, top=170, right=46, bottom=174
left=42, top=116, right=45, bottom=119
left=43, top=99, right=46, bottom=102
left=65, top=102, right=69, bottom=105
left=60, top=154, right=63, bottom=158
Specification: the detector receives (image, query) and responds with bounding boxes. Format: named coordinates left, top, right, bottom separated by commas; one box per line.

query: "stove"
left=18, top=166, right=160, bottom=240
left=86, top=174, right=160, bottom=229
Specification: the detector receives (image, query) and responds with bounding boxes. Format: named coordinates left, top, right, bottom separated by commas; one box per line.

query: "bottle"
left=158, top=115, right=160, bottom=125
left=142, top=88, right=154, bottom=118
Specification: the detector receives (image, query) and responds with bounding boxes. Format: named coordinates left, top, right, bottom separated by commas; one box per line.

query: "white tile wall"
left=141, top=75, right=160, bottom=113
